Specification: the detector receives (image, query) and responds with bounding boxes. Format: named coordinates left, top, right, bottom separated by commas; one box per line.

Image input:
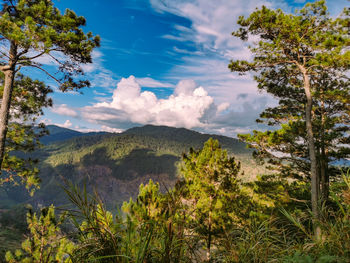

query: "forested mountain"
left=39, top=125, right=108, bottom=144
left=0, top=125, right=262, bottom=210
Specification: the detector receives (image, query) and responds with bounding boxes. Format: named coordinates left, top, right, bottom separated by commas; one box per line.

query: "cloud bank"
left=81, top=76, right=229, bottom=129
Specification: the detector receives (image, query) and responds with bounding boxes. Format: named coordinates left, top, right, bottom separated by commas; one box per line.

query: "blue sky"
left=20, top=0, right=349, bottom=136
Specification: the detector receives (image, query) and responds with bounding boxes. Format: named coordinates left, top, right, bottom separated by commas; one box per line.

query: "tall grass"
left=210, top=172, right=350, bottom=262
left=63, top=183, right=154, bottom=263
left=7, top=171, right=349, bottom=262
left=63, top=183, right=195, bottom=263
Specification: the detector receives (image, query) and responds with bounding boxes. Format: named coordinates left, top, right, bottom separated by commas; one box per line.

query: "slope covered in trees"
left=3, top=139, right=349, bottom=262
left=0, top=125, right=262, bottom=210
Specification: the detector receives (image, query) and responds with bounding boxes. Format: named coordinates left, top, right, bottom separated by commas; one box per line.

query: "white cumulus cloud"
left=100, top=125, right=123, bottom=133
left=82, top=76, right=228, bottom=129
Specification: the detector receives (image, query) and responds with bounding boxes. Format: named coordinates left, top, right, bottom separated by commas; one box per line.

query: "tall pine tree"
left=229, top=0, right=349, bottom=239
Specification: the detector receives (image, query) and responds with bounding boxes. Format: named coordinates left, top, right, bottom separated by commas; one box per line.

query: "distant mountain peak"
left=41, top=125, right=108, bottom=144
left=45, top=125, right=83, bottom=135
left=124, top=124, right=202, bottom=137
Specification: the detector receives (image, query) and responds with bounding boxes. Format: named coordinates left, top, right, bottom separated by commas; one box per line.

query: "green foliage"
left=278, top=172, right=350, bottom=262
left=230, top=0, right=350, bottom=179
left=0, top=72, right=52, bottom=194
left=0, top=0, right=100, bottom=91
left=247, top=174, right=311, bottom=221
left=5, top=205, right=74, bottom=263
left=122, top=180, right=192, bottom=262
left=212, top=172, right=350, bottom=262
left=123, top=180, right=166, bottom=222
left=64, top=183, right=189, bottom=263
left=179, top=138, right=250, bottom=260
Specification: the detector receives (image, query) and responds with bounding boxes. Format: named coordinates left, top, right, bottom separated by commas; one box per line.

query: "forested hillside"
left=0, top=125, right=262, bottom=210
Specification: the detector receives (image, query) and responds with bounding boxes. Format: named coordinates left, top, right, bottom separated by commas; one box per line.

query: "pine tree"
left=180, top=138, right=249, bottom=261
left=122, top=180, right=167, bottom=223
left=229, top=0, right=349, bottom=239
left=122, top=180, right=189, bottom=262
left=0, top=0, right=100, bottom=170
left=239, top=70, right=350, bottom=200
left=5, top=205, right=74, bottom=263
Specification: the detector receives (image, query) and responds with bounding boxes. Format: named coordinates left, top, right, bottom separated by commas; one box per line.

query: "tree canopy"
left=0, top=0, right=100, bottom=173
left=0, top=0, right=100, bottom=91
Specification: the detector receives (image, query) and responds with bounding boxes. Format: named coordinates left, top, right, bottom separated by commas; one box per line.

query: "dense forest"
left=0, top=0, right=349, bottom=262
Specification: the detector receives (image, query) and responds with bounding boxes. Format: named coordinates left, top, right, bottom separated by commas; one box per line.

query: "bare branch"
left=0, top=65, right=11, bottom=71
left=19, top=50, right=47, bottom=61
left=17, top=48, right=29, bottom=57
left=48, top=53, right=65, bottom=66
left=26, top=64, right=62, bottom=84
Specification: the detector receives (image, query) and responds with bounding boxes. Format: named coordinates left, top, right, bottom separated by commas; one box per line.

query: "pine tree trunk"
left=0, top=43, right=17, bottom=171
left=321, top=148, right=329, bottom=201
left=320, top=100, right=329, bottom=201
left=206, top=197, right=212, bottom=262
left=206, top=223, right=212, bottom=262
left=302, top=68, right=321, bottom=241
left=320, top=152, right=327, bottom=199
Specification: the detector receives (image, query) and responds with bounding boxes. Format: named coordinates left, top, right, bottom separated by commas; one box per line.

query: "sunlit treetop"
left=0, top=0, right=100, bottom=91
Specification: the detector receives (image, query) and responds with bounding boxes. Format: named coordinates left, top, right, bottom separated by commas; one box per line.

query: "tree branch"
left=19, top=50, right=47, bottom=61
left=26, top=64, right=62, bottom=84
left=0, top=50, right=10, bottom=60
left=17, top=48, right=29, bottom=57
left=48, top=53, right=65, bottom=66
left=0, top=65, right=11, bottom=71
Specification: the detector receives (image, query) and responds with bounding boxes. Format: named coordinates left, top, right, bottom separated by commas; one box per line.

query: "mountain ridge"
left=40, top=125, right=110, bottom=144
left=1, top=124, right=262, bottom=210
